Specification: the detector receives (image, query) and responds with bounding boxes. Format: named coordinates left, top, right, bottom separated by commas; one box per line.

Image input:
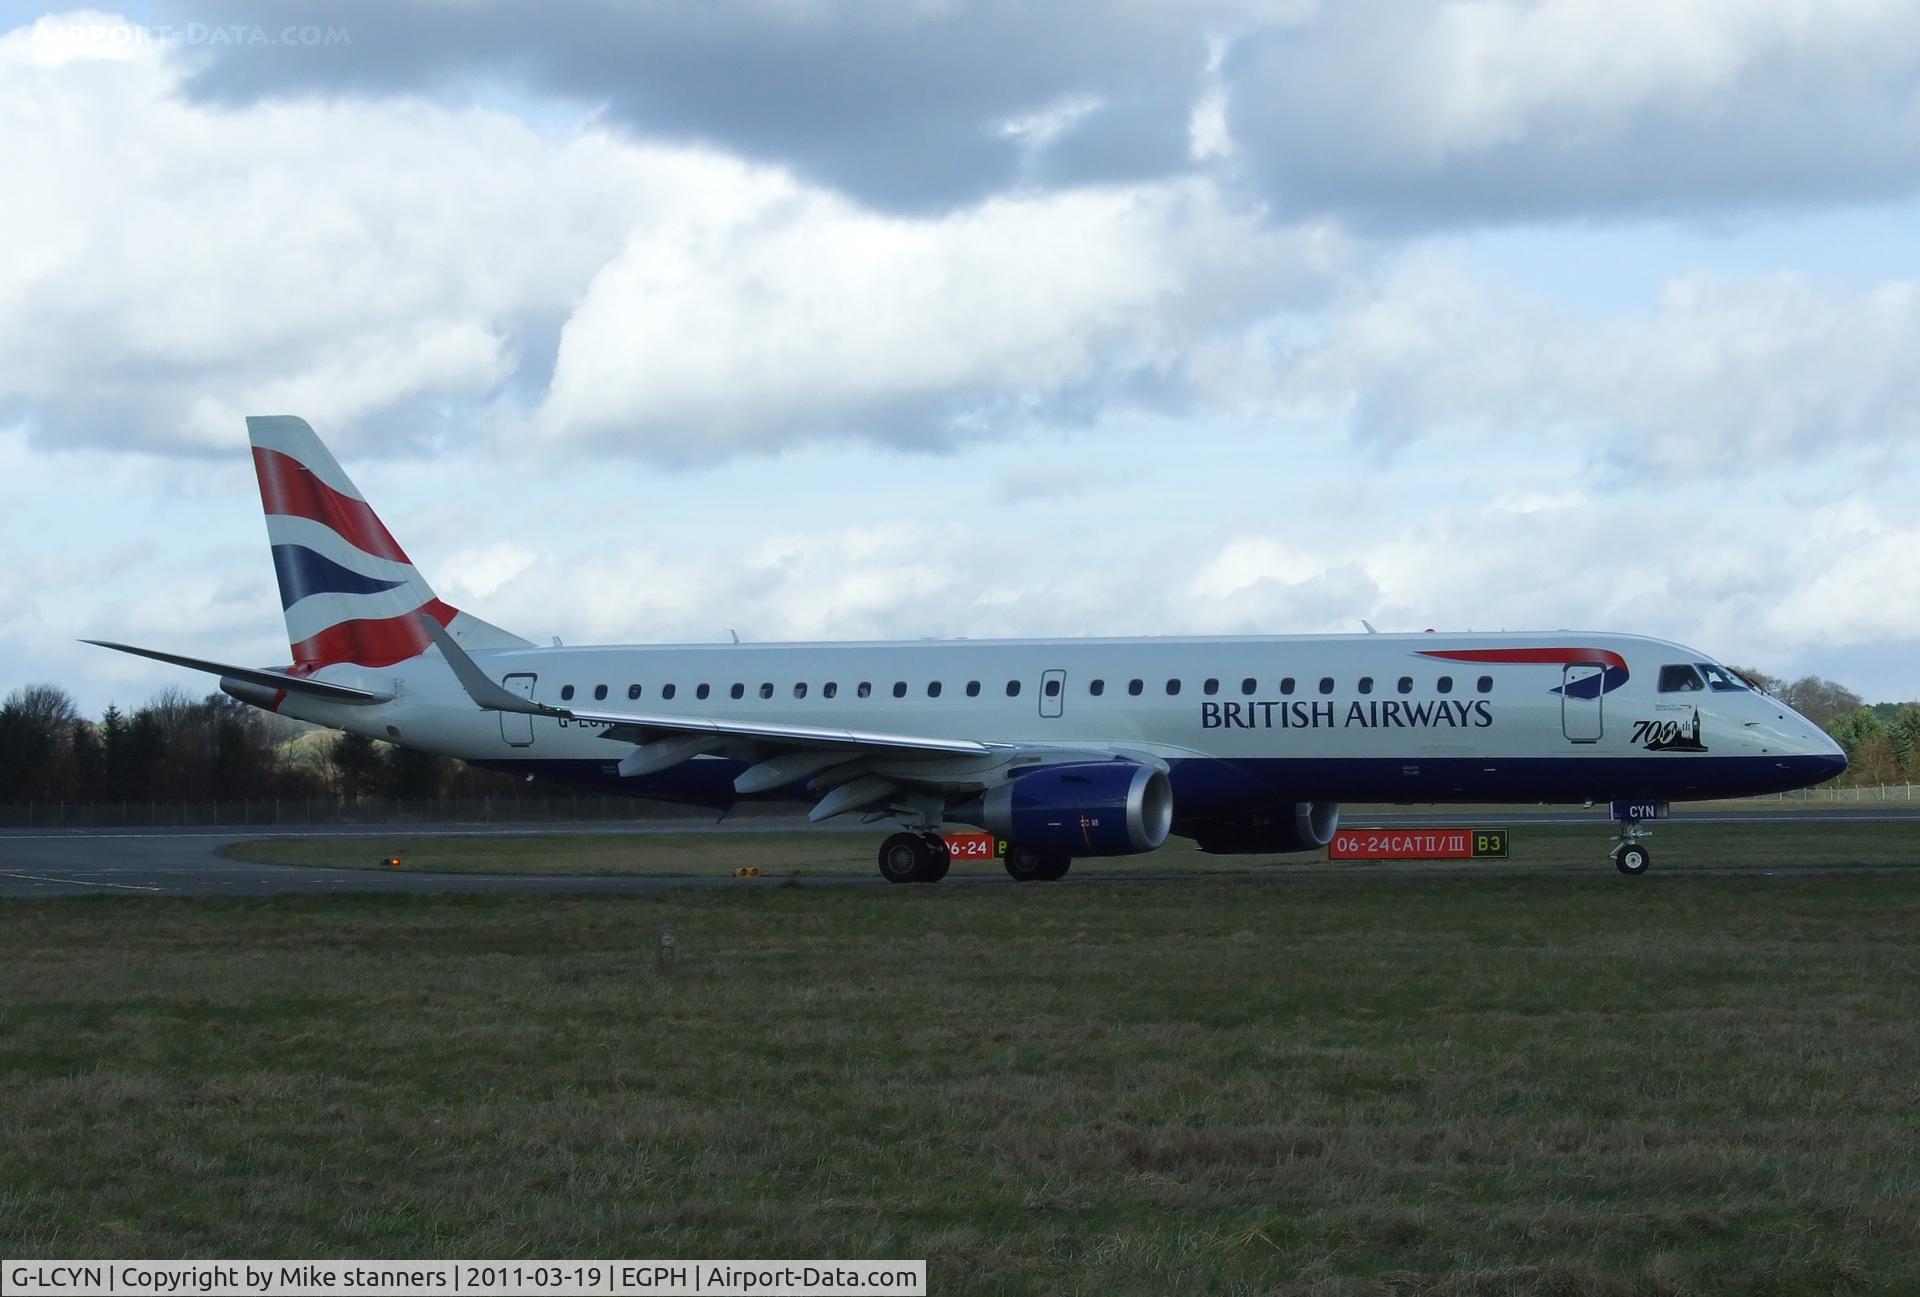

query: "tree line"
left=1, top=672, right=1917, bottom=807
left=0, top=684, right=528, bottom=806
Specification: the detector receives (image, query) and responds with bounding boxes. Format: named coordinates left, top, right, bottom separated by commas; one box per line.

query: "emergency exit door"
left=1039, top=669, right=1066, bottom=719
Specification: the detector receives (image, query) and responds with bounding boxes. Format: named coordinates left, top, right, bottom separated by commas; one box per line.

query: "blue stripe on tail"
left=270, top=544, right=408, bottom=610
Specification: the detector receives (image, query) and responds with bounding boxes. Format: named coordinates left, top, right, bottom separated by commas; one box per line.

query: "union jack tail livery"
left=247, top=415, right=528, bottom=668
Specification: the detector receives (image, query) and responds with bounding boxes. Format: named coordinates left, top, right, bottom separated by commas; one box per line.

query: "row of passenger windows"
left=555, top=673, right=1497, bottom=703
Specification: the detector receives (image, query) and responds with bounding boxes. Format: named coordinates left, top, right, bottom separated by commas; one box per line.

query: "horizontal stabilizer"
left=82, top=640, right=392, bottom=704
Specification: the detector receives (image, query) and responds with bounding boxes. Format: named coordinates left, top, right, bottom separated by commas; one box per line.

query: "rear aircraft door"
left=1039, top=668, right=1066, bottom=719
left=501, top=673, right=536, bottom=747
left=1561, top=664, right=1603, bottom=743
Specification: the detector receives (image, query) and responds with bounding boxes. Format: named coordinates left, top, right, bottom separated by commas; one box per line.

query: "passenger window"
left=1357, top=677, right=1373, bottom=695
left=794, top=683, right=808, bottom=699
left=1318, top=677, right=1334, bottom=695
left=1397, top=676, right=1413, bottom=694
left=857, top=681, right=872, bottom=698
left=1044, top=678, right=1060, bottom=697
left=928, top=682, right=942, bottom=698
left=1166, top=679, right=1182, bottom=696
left=1203, top=678, right=1219, bottom=696
left=627, top=684, right=641, bottom=701
left=695, top=683, right=710, bottom=700
left=1090, top=679, right=1105, bottom=696
left=593, top=684, right=608, bottom=701
left=893, top=681, right=907, bottom=698
left=560, top=685, right=575, bottom=701
left=1659, top=664, right=1706, bottom=693
left=1128, top=679, right=1144, bottom=696
left=966, top=680, right=981, bottom=697
left=1437, top=676, right=1453, bottom=694
left=760, top=682, right=774, bottom=699
left=1006, top=680, right=1021, bottom=697
left=1476, top=675, right=1493, bottom=694
left=730, top=683, right=744, bottom=700
left=662, top=684, right=677, bottom=700
left=1280, top=677, right=1295, bottom=695
left=1241, top=677, right=1256, bottom=695
left=823, top=682, right=838, bottom=699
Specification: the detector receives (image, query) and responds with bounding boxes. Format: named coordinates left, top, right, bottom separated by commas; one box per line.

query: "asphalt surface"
left=0, top=808, right=1914, bottom=898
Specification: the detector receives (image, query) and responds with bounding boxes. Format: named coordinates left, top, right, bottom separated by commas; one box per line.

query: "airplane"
left=89, top=416, right=1848, bottom=881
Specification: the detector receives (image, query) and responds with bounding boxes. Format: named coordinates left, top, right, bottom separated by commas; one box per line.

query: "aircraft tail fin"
left=246, top=415, right=531, bottom=668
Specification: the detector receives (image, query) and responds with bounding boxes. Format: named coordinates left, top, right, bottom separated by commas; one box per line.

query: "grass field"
left=5, top=858, right=1920, bottom=1293
left=223, top=818, right=1920, bottom=878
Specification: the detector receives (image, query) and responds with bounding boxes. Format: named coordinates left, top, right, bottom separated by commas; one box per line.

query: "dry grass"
left=3, top=868, right=1919, bottom=1294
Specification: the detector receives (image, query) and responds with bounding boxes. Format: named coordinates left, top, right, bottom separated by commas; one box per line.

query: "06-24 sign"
left=1328, top=828, right=1508, bottom=861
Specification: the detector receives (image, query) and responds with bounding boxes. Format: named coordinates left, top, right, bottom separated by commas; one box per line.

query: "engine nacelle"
left=1189, top=802, right=1341, bottom=855
left=974, top=761, right=1173, bottom=857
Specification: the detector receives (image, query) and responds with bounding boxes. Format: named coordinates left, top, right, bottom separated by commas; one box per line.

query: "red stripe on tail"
left=289, top=599, right=456, bottom=668
left=253, top=447, right=411, bottom=564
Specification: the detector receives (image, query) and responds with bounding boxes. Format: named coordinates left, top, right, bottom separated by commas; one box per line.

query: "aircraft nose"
left=1813, top=730, right=1849, bottom=780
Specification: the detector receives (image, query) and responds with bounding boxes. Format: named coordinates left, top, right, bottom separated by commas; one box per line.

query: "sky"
left=4, top=0, right=1919, bottom=715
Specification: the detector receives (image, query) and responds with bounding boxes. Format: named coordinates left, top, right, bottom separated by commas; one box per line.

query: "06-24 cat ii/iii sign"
left=1328, top=828, right=1509, bottom=861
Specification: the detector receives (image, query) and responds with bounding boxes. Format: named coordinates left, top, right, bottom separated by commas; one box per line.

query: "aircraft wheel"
left=919, top=833, right=952, bottom=882
left=1003, top=843, right=1048, bottom=882
left=1613, top=843, right=1651, bottom=876
left=1036, top=855, right=1072, bottom=881
left=879, top=832, right=935, bottom=883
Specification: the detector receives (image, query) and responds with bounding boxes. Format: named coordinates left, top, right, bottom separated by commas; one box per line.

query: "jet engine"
left=969, top=761, right=1173, bottom=857
left=1189, top=802, right=1341, bottom=854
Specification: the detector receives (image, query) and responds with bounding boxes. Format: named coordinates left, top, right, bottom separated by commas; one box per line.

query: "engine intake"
left=974, top=761, right=1173, bottom=857
left=1190, top=802, right=1341, bottom=855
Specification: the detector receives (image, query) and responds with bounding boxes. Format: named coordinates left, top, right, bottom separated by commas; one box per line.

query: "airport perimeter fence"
left=0, top=793, right=801, bottom=830
left=0, top=783, right=1914, bottom=830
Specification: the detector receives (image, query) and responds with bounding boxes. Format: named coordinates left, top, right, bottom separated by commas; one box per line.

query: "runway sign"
left=1329, top=828, right=1509, bottom=860
left=941, top=832, right=1006, bottom=860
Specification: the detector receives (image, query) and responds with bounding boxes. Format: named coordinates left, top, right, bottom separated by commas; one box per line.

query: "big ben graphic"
left=1645, top=706, right=1709, bottom=753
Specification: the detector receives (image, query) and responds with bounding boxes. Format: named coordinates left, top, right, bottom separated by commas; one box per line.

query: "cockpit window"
left=1696, top=663, right=1746, bottom=692
left=1658, top=664, right=1706, bottom=693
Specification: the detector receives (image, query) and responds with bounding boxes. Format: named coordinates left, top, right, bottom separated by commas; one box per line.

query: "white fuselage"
left=264, top=630, right=1846, bottom=822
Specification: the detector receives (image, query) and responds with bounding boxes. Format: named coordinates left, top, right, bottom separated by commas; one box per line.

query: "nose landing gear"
left=1611, top=840, right=1651, bottom=875
left=1610, top=815, right=1653, bottom=875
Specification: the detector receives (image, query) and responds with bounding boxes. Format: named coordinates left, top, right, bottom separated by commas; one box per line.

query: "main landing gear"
left=874, top=834, right=1072, bottom=883
left=1002, top=843, right=1071, bottom=882
left=1610, top=817, right=1652, bottom=876
left=877, top=832, right=951, bottom=884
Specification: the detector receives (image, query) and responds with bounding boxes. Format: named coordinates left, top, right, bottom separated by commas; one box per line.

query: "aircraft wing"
left=419, top=616, right=1155, bottom=820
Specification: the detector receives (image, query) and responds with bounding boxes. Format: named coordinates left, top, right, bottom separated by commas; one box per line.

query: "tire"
left=1003, top=843, right=1048, bottom=882
left=919, top=833, right=952, bottom=882
left=1036, top=854, right=1072, bottom=881
left=879, top=832, right=931, bottom=883
left=1614, top=844, right=1651, bottom=876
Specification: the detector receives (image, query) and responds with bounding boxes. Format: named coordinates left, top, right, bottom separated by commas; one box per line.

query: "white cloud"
left=1254, top=255, right=1920, bottom=473
left=1229, top=0, right=1920, bottom=223
left=0, top=11, right=1343, bottom=465
left=539, top=178, right=1327, bottom=457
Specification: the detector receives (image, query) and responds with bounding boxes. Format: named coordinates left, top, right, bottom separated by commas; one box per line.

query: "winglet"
left=417, top=614, right=559, bottom=717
